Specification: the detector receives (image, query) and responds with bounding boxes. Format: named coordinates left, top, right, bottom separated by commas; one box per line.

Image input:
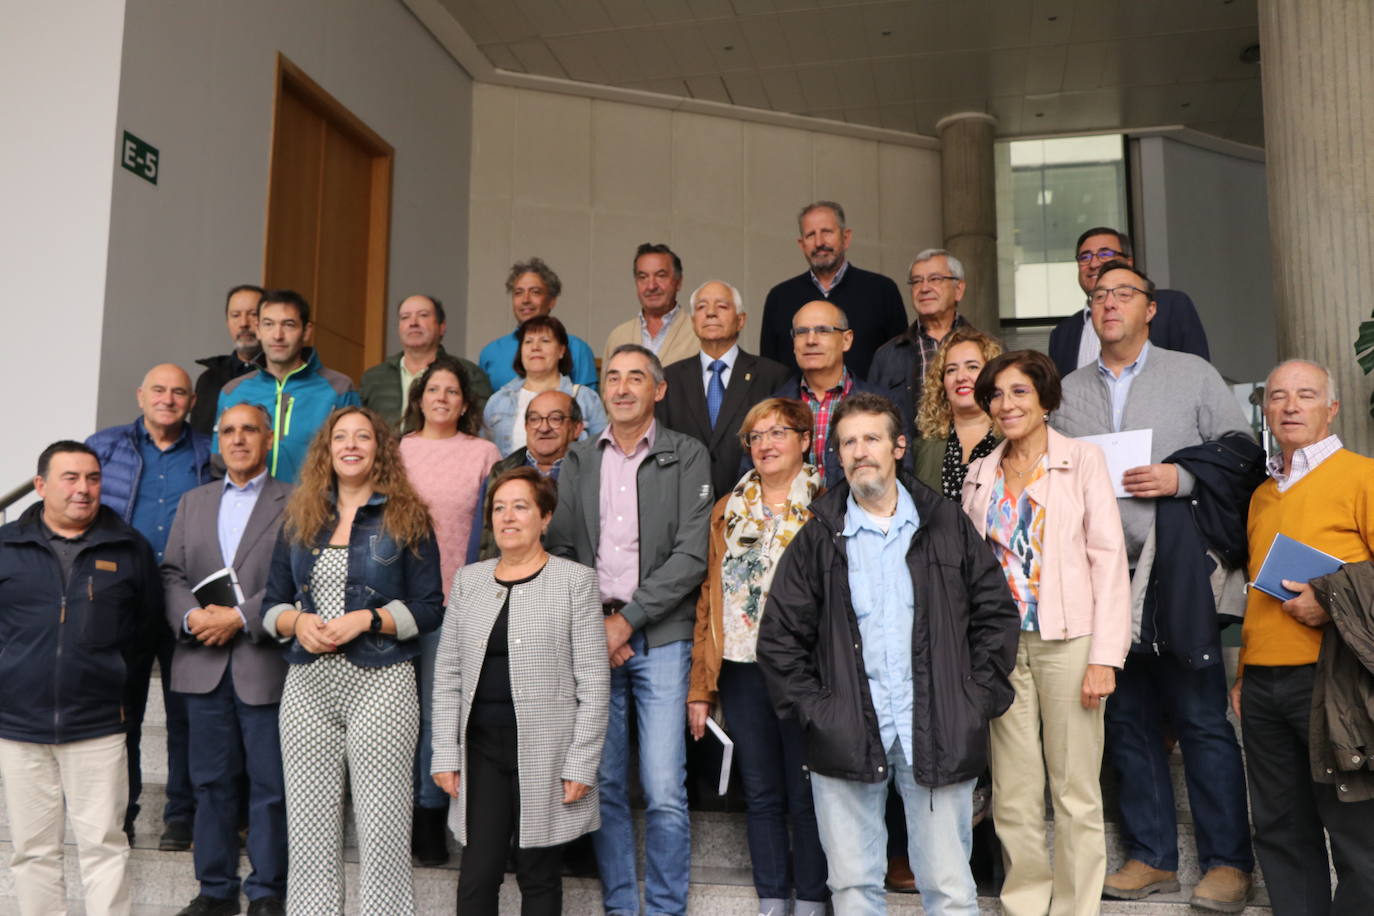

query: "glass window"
left=995, top=135, right=1128, bottom=320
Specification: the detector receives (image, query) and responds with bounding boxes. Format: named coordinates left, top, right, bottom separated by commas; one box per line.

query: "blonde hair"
left=284, top=406, right=433, bottom=550
left=915, top=327, right=1004, bottom=439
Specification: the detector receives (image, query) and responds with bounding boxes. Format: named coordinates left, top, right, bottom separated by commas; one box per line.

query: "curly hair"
left=284, top=406, right=434, bottom=550
left=401, top=355, right=482, bottom=437
left=915, top=327, right=1004, bottom=439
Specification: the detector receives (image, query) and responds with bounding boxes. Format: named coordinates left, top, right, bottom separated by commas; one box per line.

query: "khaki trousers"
left=989, top=632, right=1106, bottom=916
left=0, top=733, right=131, bottom=916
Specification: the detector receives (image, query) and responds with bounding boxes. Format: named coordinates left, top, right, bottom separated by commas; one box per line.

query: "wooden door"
left=263, top=55, right=392, bottom=383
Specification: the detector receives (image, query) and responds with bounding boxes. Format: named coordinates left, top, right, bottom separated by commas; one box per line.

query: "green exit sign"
left=120, top=131, right=159, bottom=185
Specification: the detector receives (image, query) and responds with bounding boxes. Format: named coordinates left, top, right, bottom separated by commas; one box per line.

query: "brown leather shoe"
left=1190, top=866, right=1253, bottom=913
left=885, top=855, right=917, bottom=893
left=1102, top=859, right=1179, bottom=900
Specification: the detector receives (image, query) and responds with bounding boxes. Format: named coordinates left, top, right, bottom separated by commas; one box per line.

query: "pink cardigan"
left=961, top=427, right=1132, bottom=668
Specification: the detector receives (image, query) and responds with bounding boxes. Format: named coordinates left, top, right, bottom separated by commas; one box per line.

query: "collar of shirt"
left=842, top=484, right=920, bottom=540
left=698, top=344, right=740, bottom=375
left=1096, top=339, right=1151, bottom=380
left=138, top=419, right=192, bottom=450
left=523, top=449, right=564, bottom=478
left=639, top=304, right=680, bottom=348
left=223, top=469, right=268, bottom=495
left=809, top=259, right=850, bottom=296
left=800, top=368, right=853, bottom=400
left=598, top=419, right=657, bottom=458
left=1267, top=434, right=1342, bottom=485
left=917, top=311, right=967, bottom=342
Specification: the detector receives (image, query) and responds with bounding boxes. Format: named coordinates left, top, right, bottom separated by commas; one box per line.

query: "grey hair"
left=797, top=200, right=846, bottom=234
left=505, top=257, right=562, bottom=299
left=687, top=280, right=745, bottom=314
left=217, top=401, right=274, bottom=432
left=909, top=248, right=965, bottom=281
left=1267, top=359, right=1338, bottom=405
left=607, top=343, right=665, bottom=386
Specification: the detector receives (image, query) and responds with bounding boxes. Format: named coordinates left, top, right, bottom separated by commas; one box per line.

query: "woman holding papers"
left=688, top=397, right=828, bottom=916
left=263, top=406, right=444, bottom=914
left=911, top=326, right=1003, bottom=498
left=961, top=350, right=1131, bottom=916
left=399, top=355, right=501, bottom=864
left=431, top=467, right=608, bottom=916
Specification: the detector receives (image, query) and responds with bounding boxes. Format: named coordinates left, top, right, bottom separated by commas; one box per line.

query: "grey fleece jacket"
left=1051, top=345, right=1252, bottom=563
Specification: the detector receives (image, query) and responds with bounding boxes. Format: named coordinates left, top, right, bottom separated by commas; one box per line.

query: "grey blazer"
left=545, top=425, right=712, bottom=648
left=430, top=556, right=608, bottom=848
left=161, top=476, right=292, bottom=705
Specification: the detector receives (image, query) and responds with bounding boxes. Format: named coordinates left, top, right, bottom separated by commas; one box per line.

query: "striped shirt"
left=1267, top=434, right=1342, bottom=492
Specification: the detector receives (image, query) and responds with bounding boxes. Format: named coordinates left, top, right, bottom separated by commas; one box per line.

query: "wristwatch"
left=368, top=607, right=383, bottom=633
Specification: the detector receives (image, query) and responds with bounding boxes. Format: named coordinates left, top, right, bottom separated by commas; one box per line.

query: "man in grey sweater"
left=1052, top=261, right=1255, bottom=912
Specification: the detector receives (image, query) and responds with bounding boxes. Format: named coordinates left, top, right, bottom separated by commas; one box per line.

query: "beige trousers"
left=0, top=733, right=131, bottom=916
left=989, top=631, right=1106, bottom=916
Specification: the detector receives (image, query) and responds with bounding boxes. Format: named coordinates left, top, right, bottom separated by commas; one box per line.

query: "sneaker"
left=174, top=895, right=240, bottom=916
left=159, top=819, right=194, bottom=851
left=246, top=897, right=286, bottom=916
left=885, top=854, right=918, bottom=893
left=1102, top=859, right=1179, bottom=900
left=1190, top=866, right=1253, bottom=913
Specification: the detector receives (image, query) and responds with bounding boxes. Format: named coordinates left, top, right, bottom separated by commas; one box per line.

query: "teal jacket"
left=215, top=348, right=359, bottom=483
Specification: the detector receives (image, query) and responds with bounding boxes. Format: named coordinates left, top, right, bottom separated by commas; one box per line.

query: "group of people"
left=1, top=199, right=1372, bottom=916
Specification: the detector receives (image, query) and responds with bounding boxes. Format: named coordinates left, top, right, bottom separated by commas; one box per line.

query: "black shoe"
left=159, top=820, right=194, bottom=851
left=174, top=895, right=240, bottom=916
left=246, top=897, right=285, bottom=916
left=412, top=804, right=449, bottom=866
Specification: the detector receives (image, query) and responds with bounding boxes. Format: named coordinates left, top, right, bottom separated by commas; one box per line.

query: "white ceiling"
left=431, top=0, right=1265, bottom=146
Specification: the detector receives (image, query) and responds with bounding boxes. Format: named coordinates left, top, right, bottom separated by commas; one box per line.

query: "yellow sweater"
left=1241, top=449, right=1374, bottom=669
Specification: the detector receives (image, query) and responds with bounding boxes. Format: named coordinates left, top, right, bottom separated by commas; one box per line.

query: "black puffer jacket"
left=757, top=472, right=1019, bottom=786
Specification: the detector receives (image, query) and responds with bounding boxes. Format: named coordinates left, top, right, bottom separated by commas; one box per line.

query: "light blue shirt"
left=843, top=485, right=920, bottom=758
left=697, top=343, right=740, bottom=392
left=1097, top=340, right=1151, bottom=432
left=183, top=470, right=265, bottom=631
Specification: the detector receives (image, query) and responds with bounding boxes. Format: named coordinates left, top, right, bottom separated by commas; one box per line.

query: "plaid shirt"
left=1267, top=434, right=1342, bottom=492
left=800, top=369, right=855, bottom=466
left=912, top=313, right=969, bottom=399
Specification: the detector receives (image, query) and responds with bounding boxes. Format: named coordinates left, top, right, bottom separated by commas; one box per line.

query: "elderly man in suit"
left=161, top=403, right=292, bottom=916
left=658, top=280, right=790, bottom=500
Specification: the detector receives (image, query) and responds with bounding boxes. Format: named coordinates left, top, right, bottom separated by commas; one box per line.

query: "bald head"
left=792, top=300, right=853, bottom=382
left=137, top=364, right=195, bottom=440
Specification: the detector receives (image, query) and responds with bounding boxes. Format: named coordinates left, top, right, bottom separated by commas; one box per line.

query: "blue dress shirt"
left=843, top=485, right=920, bottom=759
left=129, top=425, right=203, bottom=562
left=1097, top=340, right=1151, bottom=432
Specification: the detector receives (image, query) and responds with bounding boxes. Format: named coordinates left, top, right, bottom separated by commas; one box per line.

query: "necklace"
left=1002, top=449, right=1045, bottom=480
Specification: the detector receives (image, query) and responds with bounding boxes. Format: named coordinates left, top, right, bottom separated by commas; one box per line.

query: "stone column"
left=936, top=112, right=1000, bottom=334
left=1259, top=0, right=1374, bottom=452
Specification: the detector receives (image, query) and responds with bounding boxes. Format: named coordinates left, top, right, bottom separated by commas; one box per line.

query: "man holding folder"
left=1232, top=359, right=1374, bottom=915
left=161, top=403, right=292, bottom=916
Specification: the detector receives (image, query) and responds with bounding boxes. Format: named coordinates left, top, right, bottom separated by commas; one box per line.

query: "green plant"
left=1356, top=311, right=1374, bottom=417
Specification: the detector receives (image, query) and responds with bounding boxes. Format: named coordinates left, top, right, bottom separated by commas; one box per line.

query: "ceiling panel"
left=507, top=39, right=569, bottom=78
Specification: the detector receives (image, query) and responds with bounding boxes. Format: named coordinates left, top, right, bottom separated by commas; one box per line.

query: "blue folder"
left=1251, top=533, right=1344, bottom=601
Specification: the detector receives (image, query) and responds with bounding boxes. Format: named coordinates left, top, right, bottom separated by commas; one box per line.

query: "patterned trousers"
left=279, top=655, right=419, bottom=915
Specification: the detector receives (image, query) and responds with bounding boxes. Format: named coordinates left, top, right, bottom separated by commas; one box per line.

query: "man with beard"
left=191, top=285, right=263, bottom=436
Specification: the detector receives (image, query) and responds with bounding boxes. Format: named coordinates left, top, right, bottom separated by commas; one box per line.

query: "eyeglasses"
left=790, top=325, right=847, bottom=338
left=745, top=426, right=803, bottom=446
left=1076, top=247, right=1125, bottom=264
left=1090, top=285, right=1148, bottom=306
left=525, top=411, right=569, bottom=428
left=907, top=274, right=959, bottom=287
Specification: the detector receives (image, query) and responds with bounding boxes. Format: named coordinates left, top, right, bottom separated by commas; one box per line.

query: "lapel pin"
left=745, top=372, right=752, bottom=381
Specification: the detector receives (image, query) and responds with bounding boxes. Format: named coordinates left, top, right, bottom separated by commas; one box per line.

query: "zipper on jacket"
left=54, top=594, right=65, bottom=736
left=271, top=385, right=285, bottom=477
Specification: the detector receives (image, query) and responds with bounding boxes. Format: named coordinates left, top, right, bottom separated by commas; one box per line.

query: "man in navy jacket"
left=0, top=440, right=162, bottom=915
left=1047, top=227, right=1209, bottom=378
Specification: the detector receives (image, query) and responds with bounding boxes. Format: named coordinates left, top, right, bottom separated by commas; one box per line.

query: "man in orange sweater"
left=1232, top=359, right=1374, bottom=915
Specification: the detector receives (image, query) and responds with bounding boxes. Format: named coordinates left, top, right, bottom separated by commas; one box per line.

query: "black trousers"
left=459, top=723, right=562, bottom=916
left=1242, top=665, right=1374, bottom=915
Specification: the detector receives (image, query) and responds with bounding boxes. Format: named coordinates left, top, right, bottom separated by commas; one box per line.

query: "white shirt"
left=1075, top=306, right=1101, bottom=370
left=698, top=344, right=740, bottom=393
left=509, top=386, right=539, bottom=452
left=1268, top=434, right=1342, bottom=493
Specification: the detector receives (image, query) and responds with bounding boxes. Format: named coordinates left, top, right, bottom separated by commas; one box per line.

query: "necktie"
left=707, top=360, right=726, bottom=428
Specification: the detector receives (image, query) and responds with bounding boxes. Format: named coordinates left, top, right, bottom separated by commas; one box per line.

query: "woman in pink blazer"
left=961, top=349, right=1131, bottom=916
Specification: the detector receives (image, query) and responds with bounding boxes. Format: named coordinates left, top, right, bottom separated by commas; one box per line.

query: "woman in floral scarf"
left=687, top=397, right=828, bottom=916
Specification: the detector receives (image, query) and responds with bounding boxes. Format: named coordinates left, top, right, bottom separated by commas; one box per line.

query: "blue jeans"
left=412, top=629, right=448, bottom=809
left=717, top=660, right=828, bottom=904
left=593, top=632, right=691, bottom=915
left=1104, top=650, right=1253, bottom=873
left=183, top=667, right=287, bottom=901
left=810, top=745, right=977, bottom=915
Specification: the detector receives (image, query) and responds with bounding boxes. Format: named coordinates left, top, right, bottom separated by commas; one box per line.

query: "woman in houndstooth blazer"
left=431, top=466, right=609, bottom=915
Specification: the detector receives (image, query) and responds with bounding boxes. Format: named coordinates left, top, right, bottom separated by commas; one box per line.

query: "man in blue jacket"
left=0, top=440, right=162, bottom=915
left=215, top=289, right=360, bottom=482
left=87, top=363, right=213, bottom=850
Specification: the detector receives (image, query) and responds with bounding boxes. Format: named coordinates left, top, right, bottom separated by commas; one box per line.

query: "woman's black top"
left=470, top=565, right=544, bottom=728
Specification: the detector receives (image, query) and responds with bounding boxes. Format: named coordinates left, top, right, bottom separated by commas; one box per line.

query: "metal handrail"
left=0, top=479, right=35, bottom=524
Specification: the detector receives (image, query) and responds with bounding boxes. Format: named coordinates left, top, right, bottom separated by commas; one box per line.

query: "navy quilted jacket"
left=85, top=418, right=213, bottom=522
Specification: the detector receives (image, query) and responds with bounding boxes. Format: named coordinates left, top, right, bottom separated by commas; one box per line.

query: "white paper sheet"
left=704, top=717, right=734, bottom=795
left=1076, top=429, right=1153, bottom=498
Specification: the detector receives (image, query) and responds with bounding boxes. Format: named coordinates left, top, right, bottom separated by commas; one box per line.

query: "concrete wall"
left=1135, top=135, right=1274, bottom=384
left=96, top=0, right=474, bottom=428
left=0, top=1, right=127, bottom=500
left=465, top=83, right=943, bottom=359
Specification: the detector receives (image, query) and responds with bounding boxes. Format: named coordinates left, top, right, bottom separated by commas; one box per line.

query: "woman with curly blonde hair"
left=911, top=326, right=1004, bottom=500
left=264, top=406, right=444, bottom=915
